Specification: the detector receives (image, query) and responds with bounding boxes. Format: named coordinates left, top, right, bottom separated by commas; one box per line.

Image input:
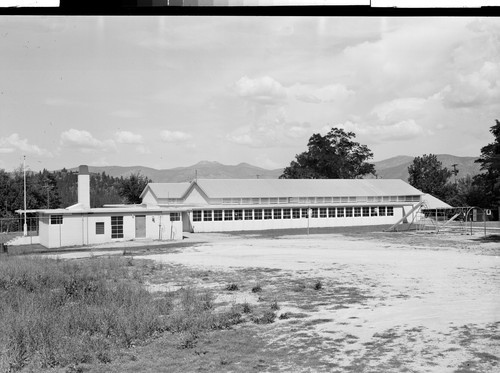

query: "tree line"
left=0, top=168, right=150, bottom=220
left=281, top=121, right=500, bottom=215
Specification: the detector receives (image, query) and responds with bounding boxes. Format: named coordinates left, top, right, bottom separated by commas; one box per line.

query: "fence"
left=0, top=217, right=39, bottom=236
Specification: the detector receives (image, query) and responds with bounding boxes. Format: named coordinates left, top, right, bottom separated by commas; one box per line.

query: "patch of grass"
left=251, top=284, right=262, bottom=293
left=270, top=300, right=280, bottom=310
left=0, top=257, right=243, bottom=372
left=278, top=313, right=290, bottom=320
left=225, top=283, right=239, bottom=291
left=253, top=311, right=276, bottom=325
left=242, top=302, right=252, bottom=314
left=313, top=280, right=323, bottom=290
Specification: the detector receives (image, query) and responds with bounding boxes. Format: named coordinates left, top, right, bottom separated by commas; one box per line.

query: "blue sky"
left=0, top=16, right=499, bottom=171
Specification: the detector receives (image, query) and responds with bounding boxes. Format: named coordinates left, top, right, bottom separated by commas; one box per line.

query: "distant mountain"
left=372, top=154, right=482, bottom=181
left=68, top=154, right=481, bottom=183
left=70, top=161, right=283, bottom=182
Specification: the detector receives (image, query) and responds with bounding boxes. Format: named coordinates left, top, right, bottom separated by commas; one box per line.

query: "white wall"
left=183, top=185, right=209, bottom=205
left=42, top=212, right=182, bottom=249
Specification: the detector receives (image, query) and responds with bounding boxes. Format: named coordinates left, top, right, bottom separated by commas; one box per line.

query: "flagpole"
left=23, top=155, right=27, bottom=236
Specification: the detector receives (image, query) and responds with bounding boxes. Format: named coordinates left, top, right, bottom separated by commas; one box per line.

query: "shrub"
left=253, top=311, right=276, bottom=325
left=313, top=281, right=323, bottom=290
left=242, top=302, right=252, bottom=314
left=251, top=284, right=262, bottom=293
left=225, top=283, right=239, bottom=291
left=270, top=300, right=280, bottom=310
left=279, top=313, right=290, bottom=320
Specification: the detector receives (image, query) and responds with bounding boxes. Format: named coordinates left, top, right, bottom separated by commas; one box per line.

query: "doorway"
left=135, top=215, right=146, bottom=238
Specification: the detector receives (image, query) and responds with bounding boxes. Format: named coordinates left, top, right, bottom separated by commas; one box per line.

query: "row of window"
left=210, top=195, right=419, bottom=205
left=192, top=206, right=394, bottom=222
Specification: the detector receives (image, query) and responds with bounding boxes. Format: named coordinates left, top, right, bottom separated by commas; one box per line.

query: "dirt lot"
left=35, top=229, right=500, bottom=372
left=126, top=230, right=500, bottom=373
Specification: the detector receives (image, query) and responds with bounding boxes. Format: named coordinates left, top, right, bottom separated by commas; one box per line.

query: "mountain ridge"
left=67, top=154, right=481, bottom=183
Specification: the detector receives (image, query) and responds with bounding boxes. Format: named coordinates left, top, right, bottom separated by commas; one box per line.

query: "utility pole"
left=23, top=155, right=27, bottom=236
left=451, top=164, right=459, bottom=186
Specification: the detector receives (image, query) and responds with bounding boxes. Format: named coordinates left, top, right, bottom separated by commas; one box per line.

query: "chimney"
left=78, top=165, right=90, bottom=209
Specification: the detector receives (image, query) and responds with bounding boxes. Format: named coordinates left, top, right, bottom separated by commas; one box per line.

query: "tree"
left=280, top=127, right=376, bottom=179
left=117, top=173, right=151, bottom=204
left=407, top=154, right=452, bottom=200
left=473, top=119, right=500, bottom=209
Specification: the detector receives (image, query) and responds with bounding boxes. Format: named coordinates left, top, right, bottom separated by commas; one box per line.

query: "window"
left=224, top=210, right=233, bottom=221
left=95, top=222, right=104, bottom=235
left=379, top=206, right=386, bottom=216
left=301, top=208, right=309, bottom=218
left=193, top=210, right=202, bottom=222
left=278, top=198, right=288, bottom=204
left=50, top=214, right=63, bottom=225
left=170, top=212, right=180, bottom=221
left=311, top=208, right=318, bottom=218
left=289, top=197, right=298, bottom=203
left=387, top=206, right=394, bottom=216
left=261, top=198, right=269, bottom=204
left=214, top=210, right=223, bottom=221
left=254, top=209, right=263, bottom=220
left=292, top=208, right=300, bottom=219
left=341, top=197, right=348, bottom=203
left=337, top=207, right=344, bottom=218
left=349, top=197, right=357, bottom=202
left=252, top=198, right=260, bottom=204
left=111, top=216, right=123, bottom=239
left=204, top=210, right=212, bottom=221
left=328, top=208, right=336, bottom=218
left=283, top=209, right=291, bottom=219
left=320, top=208, right=327, bottom=218
left=273, top=209, right=282, bottom=219
left=362, top=207, right=370, bottom=217
left=371, top=207, right=378, bottom=216
left=244, top=209, right=253, bottom=220
left=264, top=209, right=272, bottom=220
left=354, top=207, right=361, bottom=217
left=316, top=197, right=324, bottom=204
left=345, top=207, right=353, bottom=217
left=234, top=210, right=243, bottom=220
left=270, top=198, right=278, bottom=204
left=242, top=198, right=251, bottom=204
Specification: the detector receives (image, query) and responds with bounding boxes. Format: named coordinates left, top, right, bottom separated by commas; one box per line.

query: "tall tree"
left=281, top=127, right=376, bottom=179
left=407, top=154, right=452, bottom=200
left=117, top=173, right=151, bottom=204
left=473, top=119, right=500, bottom=209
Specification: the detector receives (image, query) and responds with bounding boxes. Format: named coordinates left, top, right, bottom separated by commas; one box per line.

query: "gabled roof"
left=421, top=193, right=453, bottom=209
left=140, top=182, right=191, bottom=199
left=194, top=179, right=422, bottom=198
left=143, top=179, right=422, bottom=200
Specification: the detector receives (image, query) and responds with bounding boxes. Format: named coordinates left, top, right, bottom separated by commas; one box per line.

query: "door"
left=135, top=215, right=146, bottom=238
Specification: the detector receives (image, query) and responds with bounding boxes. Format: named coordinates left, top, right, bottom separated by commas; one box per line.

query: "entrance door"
left=135, top=215, right=146, bottom=238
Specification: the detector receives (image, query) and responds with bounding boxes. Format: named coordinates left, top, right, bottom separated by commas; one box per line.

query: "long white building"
left=15, top=166, right=429, bottom=249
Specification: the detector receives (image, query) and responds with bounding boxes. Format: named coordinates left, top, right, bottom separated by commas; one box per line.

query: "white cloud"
left=371, top=97, right=427, bottom=121
left=290, top=83, right=354, bottom=104
left=233, top=76, right=287, bottom=105
left=116, top=131, right=143, bottom=144
left=0, top=133, right=52, bottom=156
left=160, top=130, right=192, bottom=143
left=60, top=129, right=116, bottom=152
left=227, top=118, right=311, bottom=148
left=334, top=120, right=426, bottom=142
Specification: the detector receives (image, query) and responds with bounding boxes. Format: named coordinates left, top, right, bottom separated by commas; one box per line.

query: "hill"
left=68, top=154, right=481, bottom=183
left=372, top=154, right=482, bottom=181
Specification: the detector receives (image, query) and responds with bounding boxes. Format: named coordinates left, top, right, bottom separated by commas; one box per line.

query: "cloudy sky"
left=0, top=16, right=499, bottom=172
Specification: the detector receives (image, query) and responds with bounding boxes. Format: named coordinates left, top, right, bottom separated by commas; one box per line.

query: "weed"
left=251, top=284, right=262, bottom=293
left=279, top=313, right=290, bottom=320
left=253, top=311, right=276, bottom=325
left=313, top=280, right=323, bottom=290
left=270, top=300, right=280, bottom=310
left=225, top=283, right=239, bottom=291
left=242, top=302, right=252, bottom=313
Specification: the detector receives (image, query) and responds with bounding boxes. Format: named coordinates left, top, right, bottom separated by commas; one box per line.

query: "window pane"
left=328, top=208, right=335, bottom=218
left=387, top=206, right=394, bottom=216
left=254, top=209, right=262, bottom=220
left=345, top=207, right=353, bottom=217
left=50, top=215, right=63, bottom=225
left=379, top=206, right=386, bottom=216
left=193, top=210, right=202, bottom=222
left=301, top=208, right=308, bottom=218
left=111, top=216, right=123, bottom=239
left=362, top=207, right=370, bottom=217
left=371, top=207, right=378, bottom=216
left=283, top=209, right=291, bottom=219
left=170, top=212, right=180, bottom=221
left=264, top=209, right=272, bottom=220
left=311, top=208, right=318, bottom=218
left=244, top=209, right=253, bottom=220
left=204, top=210, right=212, bottom=221
left=354, top=207, right=361, bottom=217
left=337, top=207, right=344, bottom=218
left=234, top=210, right=243, bottom=220
left=214, top=210, right=223, bottom=221
left=292, top=208, right=300, bottom=219
left=320, top=208, right=327, bottom=218
left=273, top=209, right=282, bottom=219
left=224, top=210, right=233, bottom=221
left=95, top=222, right=104, bottom=234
